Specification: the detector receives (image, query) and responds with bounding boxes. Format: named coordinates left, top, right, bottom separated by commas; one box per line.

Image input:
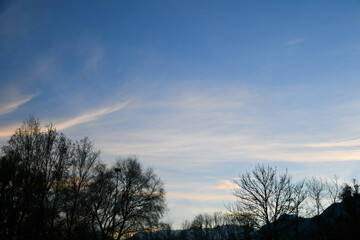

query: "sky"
left=1, top=0, right=360, bottom=228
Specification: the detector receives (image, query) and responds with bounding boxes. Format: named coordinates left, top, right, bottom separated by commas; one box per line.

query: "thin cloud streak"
left=99, top=128, right=360, bottom=168
left=0, top=101, right=129, bottom=138
left=85, top=47, right=104, bottom=71
left=0, top=94, right=37, bottom=116
left=167, top=192, right=235, bottom=201
left=303, top=139, right=360, bottom=148
left=56, top=102, right=129, bottom=130
left=94, top=83, right=360, bottom=167
left=285, top=38, right=306, bottom=45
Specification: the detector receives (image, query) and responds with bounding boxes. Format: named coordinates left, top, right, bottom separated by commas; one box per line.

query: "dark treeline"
left=1, top=118, right=360, bottom=240
left=132, top=166, right=360, bottom=240
left=0, top=117, right=166, bottom=240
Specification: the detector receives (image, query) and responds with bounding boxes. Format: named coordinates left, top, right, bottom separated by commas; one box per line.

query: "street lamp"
left=113, top=167, right=121, bottom=238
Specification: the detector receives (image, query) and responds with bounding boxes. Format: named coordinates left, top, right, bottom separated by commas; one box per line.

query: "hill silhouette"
left=130, top=195, right=360, bottom=240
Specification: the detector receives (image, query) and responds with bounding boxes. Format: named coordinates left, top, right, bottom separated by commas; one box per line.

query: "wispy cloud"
left=213, top=180, right=239, bottom=190
left=0, top=93, right=37, bottom=116
left=285, top=38, right=306, bottom=46
left=91, top=84, right=360, bottom=171
left=56, top=101, right=129, bottom=130
left=167, top=191, right=235, bottom=201
left=98, top=127, right=360, bottom=170
left=34, top=56, right=55, bottom=76
left=303, top=139, right=360, bottom=148
left=0, top=101, right=129, bottom=138
left=85, top=46, right=104, bottom=71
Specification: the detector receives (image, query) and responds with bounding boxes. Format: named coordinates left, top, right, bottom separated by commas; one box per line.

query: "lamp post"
left=113, top=167, right=121, bottom=239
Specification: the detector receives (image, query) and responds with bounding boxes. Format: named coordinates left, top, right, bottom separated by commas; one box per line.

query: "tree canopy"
left=0, top=117, right=166, bottom=240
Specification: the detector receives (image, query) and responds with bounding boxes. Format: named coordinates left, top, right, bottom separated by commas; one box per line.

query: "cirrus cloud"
left=0, top=93, right=38, bottom=116
left=213, top=180, right=239, bottom=190
left=55, top=101, right=130, bottom=130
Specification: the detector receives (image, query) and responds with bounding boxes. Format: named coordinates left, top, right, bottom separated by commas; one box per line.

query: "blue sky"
left=1, top=0, right=360, bottom=227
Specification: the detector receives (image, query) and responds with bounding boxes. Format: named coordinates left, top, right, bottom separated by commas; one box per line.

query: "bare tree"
left=60, top=137, right=100, bottom=240
left=189, top=212, right=227, bottom=240
left=0, top=118, right=168, bottom=240
left=87, top=163, right=115, bottom=240
left=212, top=212, right=227, bottom=240
left=180, top=220, right=192, bottom=239
left=0, top=117, right=72, bottom=239
left=306, top=177, right=328, bottom=240
left=306, top=177, right=326, bottom=217
left=290, top=180, right=307, bottom=240
left=226, top=203, right=258, bottom=240
left=191, top=214, right=206, bottom=240
left=233, top=164, right=295, bottom=240
left=326, top=175, right=340, bottom=204
left=88, top=157, right=166, bottom=240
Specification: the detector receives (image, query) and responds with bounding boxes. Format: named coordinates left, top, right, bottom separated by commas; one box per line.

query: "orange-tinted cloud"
left=213, top=180, right=239, bottom=190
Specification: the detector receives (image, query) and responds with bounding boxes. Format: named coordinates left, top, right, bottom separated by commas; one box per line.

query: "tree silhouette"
left=60, top=137, right=100, bottom=240
left=233, top=164, right=296, bottom=240
left=87, top=157, right=166, bottom=240
left=0, top=118, right=167, bottom=240
left=0, top=117, right=72, bottom=239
